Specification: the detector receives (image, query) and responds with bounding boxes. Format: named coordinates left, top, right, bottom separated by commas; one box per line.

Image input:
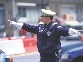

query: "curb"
left=11, top=51, right=39, bottom=57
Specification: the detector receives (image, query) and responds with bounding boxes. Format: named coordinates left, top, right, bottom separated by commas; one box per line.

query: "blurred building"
left=0, top=0, right=83, bottom=37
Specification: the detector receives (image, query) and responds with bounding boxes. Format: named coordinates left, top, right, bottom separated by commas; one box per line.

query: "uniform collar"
left=44, top=21, right=54, bottom=28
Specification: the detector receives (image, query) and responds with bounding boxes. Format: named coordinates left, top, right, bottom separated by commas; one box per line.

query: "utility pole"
left=12, top=0, right=16, bottom=18
left=12, top=0, right=19, bottom=37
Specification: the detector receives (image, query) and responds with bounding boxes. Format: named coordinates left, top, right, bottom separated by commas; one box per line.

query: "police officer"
left=9, top=9, right=80, bottom=62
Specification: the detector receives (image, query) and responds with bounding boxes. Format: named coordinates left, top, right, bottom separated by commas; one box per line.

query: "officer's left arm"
left=58, top=27, right=69, bottom=36
left=58, top=27, right=80, bottom=36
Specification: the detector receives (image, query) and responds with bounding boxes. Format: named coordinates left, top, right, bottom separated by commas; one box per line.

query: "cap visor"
left=40, top=15, right=45, bottom=17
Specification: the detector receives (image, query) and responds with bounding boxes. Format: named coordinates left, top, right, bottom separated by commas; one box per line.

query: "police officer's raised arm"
left=57, top=25, right=80, bottom=37
left=9, top=21, right=38, bottom=34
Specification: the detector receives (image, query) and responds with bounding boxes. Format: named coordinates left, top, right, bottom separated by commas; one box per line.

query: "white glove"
left=9, top=21, right=17, bottom=26
left=68, top=28, right=80, bottom=36
left=9, top=21, right=23, bottom=29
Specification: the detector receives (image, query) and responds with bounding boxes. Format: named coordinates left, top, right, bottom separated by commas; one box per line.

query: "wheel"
left=5, top=58, right=10, bottom=62
left=73, top=57, right=83, bottom=62
left=77, top=59, right=83, bottom=62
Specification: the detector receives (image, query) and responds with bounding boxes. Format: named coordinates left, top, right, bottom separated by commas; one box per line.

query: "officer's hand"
left=9, top=20, right=23, bottom=29
left=9, top=21, right=17, bottom=26
left=69, top=28, right=80, bottom=36
left=72, top=29, right=80, bottom=34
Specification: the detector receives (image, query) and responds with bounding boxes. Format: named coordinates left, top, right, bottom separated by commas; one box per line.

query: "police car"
left=0, top=49, right=13, bottom=62
left=60, top=46, right=83, bottom=62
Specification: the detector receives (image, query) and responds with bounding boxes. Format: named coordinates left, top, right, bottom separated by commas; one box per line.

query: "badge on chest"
left=39, top=28, right=52, bottom=36
left=47, top=31, right=52, bottom=36
left=39, top=24, right=53, bottom=36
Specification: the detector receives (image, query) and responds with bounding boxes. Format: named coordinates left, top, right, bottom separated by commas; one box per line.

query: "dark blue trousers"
left=40, top=53, right=57, bottom=62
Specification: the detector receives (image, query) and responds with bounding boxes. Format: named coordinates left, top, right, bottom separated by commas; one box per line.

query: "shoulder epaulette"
left=39, top=22, right=44, bottom=25
left=57, top=26, right=62, bottom=28
left=52, top=22, right=57, bottom=26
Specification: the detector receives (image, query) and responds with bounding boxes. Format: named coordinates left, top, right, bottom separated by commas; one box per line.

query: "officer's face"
left=41, top=17, right=50, bottom=24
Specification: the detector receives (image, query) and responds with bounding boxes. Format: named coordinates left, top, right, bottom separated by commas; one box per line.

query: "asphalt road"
left=13, top=40, right=82, bottom=62
left=13, top=53, right=40, bottom=62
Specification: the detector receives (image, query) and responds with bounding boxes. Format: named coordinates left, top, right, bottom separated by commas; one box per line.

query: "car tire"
left=75, top=59, right=83, bottom=62
left=73, top=57, right=83, bottom=62
left=5, top=58, right=10, bottom=62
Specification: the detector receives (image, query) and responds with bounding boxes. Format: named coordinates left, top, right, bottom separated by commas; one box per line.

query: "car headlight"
left=61, top=53, right=69, bottom=59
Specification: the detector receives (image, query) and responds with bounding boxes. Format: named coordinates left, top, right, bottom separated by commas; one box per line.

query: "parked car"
left=60, top=36, right=67, bottom=40
left=60, top=46, right=83, bottom=62
left=0, top=49, right=13, bottom=62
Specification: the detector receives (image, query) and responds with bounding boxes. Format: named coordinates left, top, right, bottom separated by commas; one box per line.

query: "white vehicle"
left=0, top=49, right=13, bottom=62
